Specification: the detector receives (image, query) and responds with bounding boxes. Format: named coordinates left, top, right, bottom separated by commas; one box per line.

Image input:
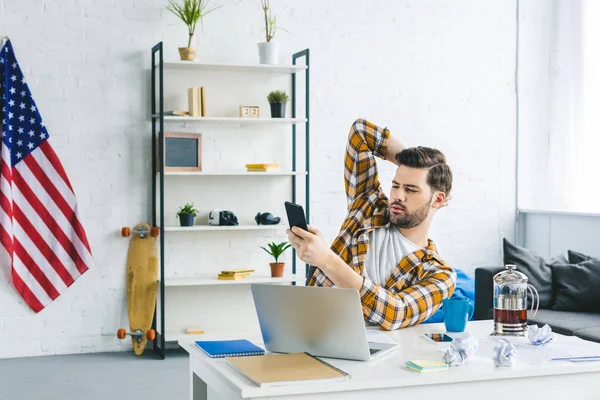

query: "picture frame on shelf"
left=160, top=132, right=202, bottom=172
left=239, top=105, right=260, bottom=118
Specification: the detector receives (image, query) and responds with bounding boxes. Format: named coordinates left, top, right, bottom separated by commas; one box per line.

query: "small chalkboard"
left=162, top=132, right=202, bottom=172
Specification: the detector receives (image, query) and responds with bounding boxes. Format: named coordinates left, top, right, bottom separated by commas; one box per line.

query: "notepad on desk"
left=226, top=352, right=350, bottom=387
left=194, top=339, right=265, bottom=358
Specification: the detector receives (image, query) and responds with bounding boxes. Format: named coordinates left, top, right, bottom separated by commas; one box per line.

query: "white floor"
left=0, top=349, right=189, bottom=400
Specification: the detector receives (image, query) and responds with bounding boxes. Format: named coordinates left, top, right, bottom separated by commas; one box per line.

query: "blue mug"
left=442, top=297, right=474, bottom=332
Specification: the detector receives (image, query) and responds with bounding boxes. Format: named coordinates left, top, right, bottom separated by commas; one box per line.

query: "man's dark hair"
left=395, top=147, right=453, bottom=195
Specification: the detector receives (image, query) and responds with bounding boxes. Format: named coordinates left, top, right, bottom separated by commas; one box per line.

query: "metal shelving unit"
left=150, top=42, right=310, bottom=359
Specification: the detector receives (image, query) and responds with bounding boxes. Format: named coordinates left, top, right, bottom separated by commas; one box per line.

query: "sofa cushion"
left=550, top=260, right=600, bottom=313
left=503, top=238, right=568, bottom=309
left=573, top=327, right=600, bottom=344
left=528, top=309, right=600, bottom=336
left=568, top=250, right=599, bottom=264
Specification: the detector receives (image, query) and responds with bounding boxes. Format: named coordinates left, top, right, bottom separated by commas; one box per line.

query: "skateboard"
left=117, top=223, right=160, bottom=355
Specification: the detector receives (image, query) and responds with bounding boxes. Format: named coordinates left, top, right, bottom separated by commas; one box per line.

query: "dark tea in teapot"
left=492, top=264, right=539, bottom=336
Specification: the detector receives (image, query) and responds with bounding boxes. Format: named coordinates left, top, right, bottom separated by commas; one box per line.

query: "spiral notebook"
left=194, top=339, right=265, bottom=358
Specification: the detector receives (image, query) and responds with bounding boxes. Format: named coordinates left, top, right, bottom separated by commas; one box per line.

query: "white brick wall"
left=0, top=0, right=518, bottom=358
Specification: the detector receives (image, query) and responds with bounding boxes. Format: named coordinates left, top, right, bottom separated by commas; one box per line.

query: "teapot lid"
left=493, top=264, right=528, bottom=284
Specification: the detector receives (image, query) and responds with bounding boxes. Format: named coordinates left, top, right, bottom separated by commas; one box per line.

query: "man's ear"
left=431, top=191, right=446, bottom=209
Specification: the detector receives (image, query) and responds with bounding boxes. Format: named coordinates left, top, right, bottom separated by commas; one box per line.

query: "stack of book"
left=188, top=86, right=207, bottom=117
left=246, top=163, right=279, bottom=172
left=217, top=269, right=255, bottom=280
left=405, top=359, right=449, bottom=373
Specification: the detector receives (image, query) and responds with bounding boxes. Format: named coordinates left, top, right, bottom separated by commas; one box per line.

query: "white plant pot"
left=258, top=41, right=279, bottom=65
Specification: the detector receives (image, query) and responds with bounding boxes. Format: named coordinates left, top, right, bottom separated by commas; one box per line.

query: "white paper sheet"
left=366, top=327, right=398, bottom=345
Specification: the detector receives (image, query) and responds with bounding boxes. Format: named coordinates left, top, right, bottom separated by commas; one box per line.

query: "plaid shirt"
left=307, top=118, right=456, bottom=331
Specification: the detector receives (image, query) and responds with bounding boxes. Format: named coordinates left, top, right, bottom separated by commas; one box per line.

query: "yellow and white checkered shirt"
left=307, top=118, right=456, bottom=330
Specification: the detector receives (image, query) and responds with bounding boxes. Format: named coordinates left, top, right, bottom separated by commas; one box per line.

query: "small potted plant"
left=257, top=0, right=285, bottom=64
left=166, top=0, right=220, bottom=61
left=260, top=241, right=291, bottom=277
left=267, top=90, right=289, bottom=118
left=176, top=203, right=199, bottom=226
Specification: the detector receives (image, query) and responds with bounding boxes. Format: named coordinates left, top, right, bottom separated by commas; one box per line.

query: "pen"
left=551, top=355, right=600, bottom=361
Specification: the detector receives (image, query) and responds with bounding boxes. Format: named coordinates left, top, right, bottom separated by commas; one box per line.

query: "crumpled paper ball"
left=443, top=335, right=479, bottom=366
left=527, top=324, right=555, bottom=346
left=493, top=339, right=518, bottom=367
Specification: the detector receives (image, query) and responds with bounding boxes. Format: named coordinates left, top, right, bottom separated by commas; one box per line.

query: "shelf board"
left=162, top=171, right=306, bottom=176
left=159, top=61, right=307, bottom=74
left=163, top=274, right=299, bottom=287
left=153, top=115, right=306, bottom=124
left=163, top=224, right=285, bottom=232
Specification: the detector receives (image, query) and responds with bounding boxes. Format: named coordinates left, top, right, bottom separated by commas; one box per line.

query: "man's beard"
left=389, top=199, right=431, bottom=229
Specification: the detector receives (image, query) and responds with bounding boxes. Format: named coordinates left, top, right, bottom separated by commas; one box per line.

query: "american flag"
left=0, top=38, right=93, bottom=312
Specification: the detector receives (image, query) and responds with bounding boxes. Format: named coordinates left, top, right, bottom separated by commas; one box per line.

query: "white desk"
left=179, top=320, right=600, bottom=399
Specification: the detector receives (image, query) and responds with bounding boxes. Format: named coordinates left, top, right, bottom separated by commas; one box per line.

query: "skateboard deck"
left=117, top=223, right=159, bottom=355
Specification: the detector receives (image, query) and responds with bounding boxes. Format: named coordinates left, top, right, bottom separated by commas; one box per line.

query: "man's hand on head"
left=286, top=225, right=333, bottom=268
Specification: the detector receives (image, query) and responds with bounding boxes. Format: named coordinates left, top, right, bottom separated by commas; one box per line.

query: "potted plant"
left=258, top=0, right=279, bottom=64
left=166, top=0, right=220, bottom=61
left=267, top=90, right=289, bottom=118
left=176, top=203, right=199, bottom=226
left=260, top=241, right=291, bottom=277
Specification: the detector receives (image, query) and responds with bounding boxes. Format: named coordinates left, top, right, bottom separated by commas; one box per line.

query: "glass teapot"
left=492, top=264, right=539, bottom=336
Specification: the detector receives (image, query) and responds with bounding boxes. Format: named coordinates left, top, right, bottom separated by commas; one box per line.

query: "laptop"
left=250, top=284, right=398, bottom=361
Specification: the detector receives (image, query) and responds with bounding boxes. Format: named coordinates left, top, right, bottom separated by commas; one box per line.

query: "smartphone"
left=423, top=333, right=454, bottom=343
left=284, top=201, right=308, bottom=231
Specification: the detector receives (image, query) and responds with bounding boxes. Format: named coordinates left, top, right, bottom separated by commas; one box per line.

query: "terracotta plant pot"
left=270, top=263, right=284, bottom=277
left=179, top=47, right=196, bottom=61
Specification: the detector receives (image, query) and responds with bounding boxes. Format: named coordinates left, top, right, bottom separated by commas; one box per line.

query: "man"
left=286, top=118, right=456, bottom=331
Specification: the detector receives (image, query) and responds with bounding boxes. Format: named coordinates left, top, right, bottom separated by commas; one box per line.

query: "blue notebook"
left=194, top=339, right=265, bottom=358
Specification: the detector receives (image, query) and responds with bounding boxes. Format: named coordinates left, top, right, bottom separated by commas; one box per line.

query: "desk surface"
left=179, top=320, right=600, bottom=399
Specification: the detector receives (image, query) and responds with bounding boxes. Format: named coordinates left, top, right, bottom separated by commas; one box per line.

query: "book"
left=245, top=163, right=279, bottom=169
left=188, top=87, right=200, bottom=117
left=200, top=86, right=206, bottom=116
left=221, top=269, right=255, bottom=275
left=164, top=110, right=188, bottom=116
left=186, top=327, right=205, bottom=334
left=195, top=339, right=264, bottom=358
left=247, top=167, right=280, bottom=172
left=405, top=359, right=448, bottom=373
left=226, top=352, right=350, bottom=387
left=217, top=274, right=248, bottom=280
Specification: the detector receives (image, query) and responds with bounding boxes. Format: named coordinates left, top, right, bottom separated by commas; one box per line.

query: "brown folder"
left=225, top=352, right=349, bottom=387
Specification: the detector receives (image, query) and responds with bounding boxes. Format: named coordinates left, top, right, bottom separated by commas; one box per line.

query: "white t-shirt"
left=362, top=226, right=423, bottom=286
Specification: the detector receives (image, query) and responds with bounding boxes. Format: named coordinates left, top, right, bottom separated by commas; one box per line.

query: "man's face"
left=389, top=165, right=434, bottom=229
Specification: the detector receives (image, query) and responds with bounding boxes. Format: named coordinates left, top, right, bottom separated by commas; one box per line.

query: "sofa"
left=474, top=239, right=600, bottom=343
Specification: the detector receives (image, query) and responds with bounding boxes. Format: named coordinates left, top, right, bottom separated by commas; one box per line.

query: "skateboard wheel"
left=146, top=329, right=156, bottom=341
left=150, top=227, right=159, bottom=238
left=121, top=227, right=131, bottom=237
left=117, top=328, right=127, bottom=339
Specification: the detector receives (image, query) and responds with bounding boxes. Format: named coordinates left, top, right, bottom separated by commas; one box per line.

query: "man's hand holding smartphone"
left=284, top=202, right=332, bottom=267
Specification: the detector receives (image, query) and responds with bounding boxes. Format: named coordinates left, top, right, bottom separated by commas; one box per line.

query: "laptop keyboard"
left=369, top=348, right=381, bottom=355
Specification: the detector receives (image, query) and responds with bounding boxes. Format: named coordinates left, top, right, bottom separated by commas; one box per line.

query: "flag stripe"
left=10, top=207, right=71, bottom=292
left=12, top=236, right=61, bottom=299
left=27, top=145, right=92, bottom=259
left=12, top=253, right=53, bottom=308
left=11, top=199, right=77, bottom=286
left=11, top=266, right=45, bottom=313
left=24, top=150, right=93, bottom=267
left=15, top=161, right=91, bottom=274
left=39, top=140, right=74, bottom=192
